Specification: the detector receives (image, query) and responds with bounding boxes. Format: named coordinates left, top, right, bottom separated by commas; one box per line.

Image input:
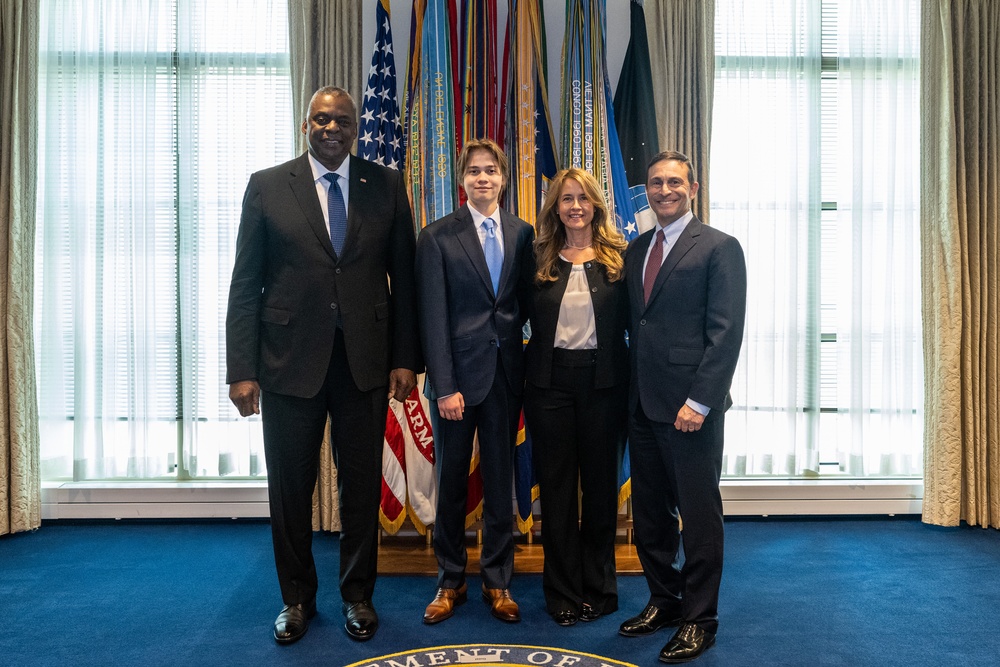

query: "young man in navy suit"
left=227, top=87, right=421, bottom=645
left=415, top=139, right=535, bottom=625
left=619, top=151, right=747, bottom=663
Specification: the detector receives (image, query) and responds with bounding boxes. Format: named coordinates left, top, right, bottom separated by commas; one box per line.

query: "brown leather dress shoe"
left=423, top=583, right=468, bottom=624
left=481, top=584, right=520, bottom=622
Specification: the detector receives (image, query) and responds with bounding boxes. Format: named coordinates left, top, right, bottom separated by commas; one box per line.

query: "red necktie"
left=643, top=229, right=665, bottom=304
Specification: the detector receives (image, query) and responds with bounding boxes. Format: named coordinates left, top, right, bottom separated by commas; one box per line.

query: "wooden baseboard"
left=377, top=535, right=643, bottom=575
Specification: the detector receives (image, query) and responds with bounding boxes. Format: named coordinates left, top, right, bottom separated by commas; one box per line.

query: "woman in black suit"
left=524, top=168, right=629, bottom=626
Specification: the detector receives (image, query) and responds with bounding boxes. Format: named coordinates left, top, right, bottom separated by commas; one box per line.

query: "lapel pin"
left=360, top=178, right=367, bottom=183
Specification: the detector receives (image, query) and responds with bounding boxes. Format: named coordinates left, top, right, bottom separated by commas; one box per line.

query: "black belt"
left=551, top=347, right=597, bottom=367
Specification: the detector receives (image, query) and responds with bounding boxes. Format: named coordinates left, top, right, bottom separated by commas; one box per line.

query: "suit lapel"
left=340, top=155, right=366, bottom=262
left=455, top=205, right=496, bottom=295
left=289, top=153, right=336, bottom=261
left=646, top=218, right=702, bottom=308
left=496, top=209, right=520, bottom=296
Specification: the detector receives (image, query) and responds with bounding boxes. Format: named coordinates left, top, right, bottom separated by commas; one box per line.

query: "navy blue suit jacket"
left=415, top=204, right=535, bottom=406
left=625, top=217, right=747, bottom=423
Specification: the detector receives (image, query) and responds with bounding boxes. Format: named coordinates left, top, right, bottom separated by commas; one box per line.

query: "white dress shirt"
left=553, top=257, right=598, bottom=350
left=307, top=153, right=351, bottom=239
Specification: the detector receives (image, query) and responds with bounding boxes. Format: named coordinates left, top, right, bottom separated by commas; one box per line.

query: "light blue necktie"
left=482, top=217, right=502, bottom=295
left=324, top=172, right=347, bottom=255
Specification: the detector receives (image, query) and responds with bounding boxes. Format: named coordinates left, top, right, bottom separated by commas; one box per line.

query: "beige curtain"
left=288, top=0, right=364, bottom=532
left=288, top=0, right=364, bottom=154
left=0, top=0, right=41, bottom=536
left=921, top=0, right=1000, bottom=529
left=644, top=0, right=715, bottom=223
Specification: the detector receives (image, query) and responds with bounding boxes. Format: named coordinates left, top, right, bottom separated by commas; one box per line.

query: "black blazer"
left=625, top=217, right=747, bottom=423
left=415, top=204, right=535, bottom=405
left=524, top=257, right=629, bottom=390
left=226, top=153, right=422, bottom=397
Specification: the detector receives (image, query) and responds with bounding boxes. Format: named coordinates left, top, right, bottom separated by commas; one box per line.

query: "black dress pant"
left=432, top=354, right=521, bottom=590
left=629, top=399, right=725, bottom=634
left=260, top=334, right=387, bottom=606
left=524, top=348, right=627, bottom=615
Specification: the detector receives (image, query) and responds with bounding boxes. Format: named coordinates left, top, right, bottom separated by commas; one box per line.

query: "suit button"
left=591, top=286, right=598, bottom=293
left=640, top=319, right=647, bottom=325
left=585, top=262, right=592, bottom=269
left=335, top=268, right=342, bottom=274
left=330, top=303, right=338, bottom=310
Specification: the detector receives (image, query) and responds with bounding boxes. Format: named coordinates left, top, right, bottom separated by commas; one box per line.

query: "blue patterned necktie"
left=482, top=217, right=502, bottom=295
left=324, top=172, right=347, bottom=255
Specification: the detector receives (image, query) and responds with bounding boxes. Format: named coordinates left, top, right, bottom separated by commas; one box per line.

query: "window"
left=34, top=0, right=292, bottom=480
left=33, top=0, right=922, bottom=484
left=711, top=0, right=922, bottom=477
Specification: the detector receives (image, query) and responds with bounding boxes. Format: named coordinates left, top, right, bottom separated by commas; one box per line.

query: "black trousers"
left=260, top=334, right=387, bottom=606
left=432, top=354, right=521, bottom=590
left=523, top=349, right=627, bottom=615
left=629, top=399, right=725, bottom=634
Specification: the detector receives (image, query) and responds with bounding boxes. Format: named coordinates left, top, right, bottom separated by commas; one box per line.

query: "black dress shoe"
left=580, top=603, right=601, bottom=622
left=659, top=623, right=716, bottom=663
left=619, top=603, right=684, bottom=637
left=343, top=599, right=379, bottom=641
left=552, top=609, right=578, bottom=626
left=273, top=599, right=316, bottom=645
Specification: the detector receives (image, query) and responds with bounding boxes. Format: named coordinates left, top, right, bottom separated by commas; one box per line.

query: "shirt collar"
left=468, top=202, right=499, bottom=228
left=656, top=209, right=694, bottom=246
left=307, top=152, right=350, bottom=183
left=657, top=209, right=694, bottom=235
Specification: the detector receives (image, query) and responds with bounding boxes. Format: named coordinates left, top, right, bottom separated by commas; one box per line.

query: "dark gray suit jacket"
left=226, top=153, right=421, bottom=397
left=415, top=204, right=535, bottom=406
left=625, top=217, right=747, bottom=423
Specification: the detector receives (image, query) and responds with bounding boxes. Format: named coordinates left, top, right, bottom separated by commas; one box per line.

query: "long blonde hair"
left=534, top=168, right=627, bottom=284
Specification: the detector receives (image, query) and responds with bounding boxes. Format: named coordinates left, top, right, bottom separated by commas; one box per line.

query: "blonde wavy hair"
left=534, top=168, right=627, bottom=284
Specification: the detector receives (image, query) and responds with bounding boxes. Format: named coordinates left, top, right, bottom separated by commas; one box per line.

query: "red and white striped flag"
left=379, top=403, right=409, bottom=533
left=401, top=381, right=437, bottom=533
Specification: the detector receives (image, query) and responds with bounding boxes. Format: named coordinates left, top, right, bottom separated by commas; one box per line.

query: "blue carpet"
left=1, top=517, right=998, bottom=666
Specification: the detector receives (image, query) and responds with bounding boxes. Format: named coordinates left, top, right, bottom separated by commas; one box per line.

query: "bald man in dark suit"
left=226, top=87, right=421, bottom=645
left=620, top=151, right=746, bottom=663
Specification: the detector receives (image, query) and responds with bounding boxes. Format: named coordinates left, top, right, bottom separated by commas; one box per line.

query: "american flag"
left=362, top=0, right=431, bottom=538
left=358, top=0, right=403, bottom=170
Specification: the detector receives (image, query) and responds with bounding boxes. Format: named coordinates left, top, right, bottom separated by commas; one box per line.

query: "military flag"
left=359, top=0, right=437, bottom=535
left=405, top=0, right=458, bottom=231
left=405, top=0, right=488, bottom=531
left=561, top=0, right=639, bottom=507
left=499, top=0, right=559, bottom=534
left=399, top=386, right=438, bottom=534
left=501, top=0, right=558, bottom=223
left=459, top=0, right=499, bottom=149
